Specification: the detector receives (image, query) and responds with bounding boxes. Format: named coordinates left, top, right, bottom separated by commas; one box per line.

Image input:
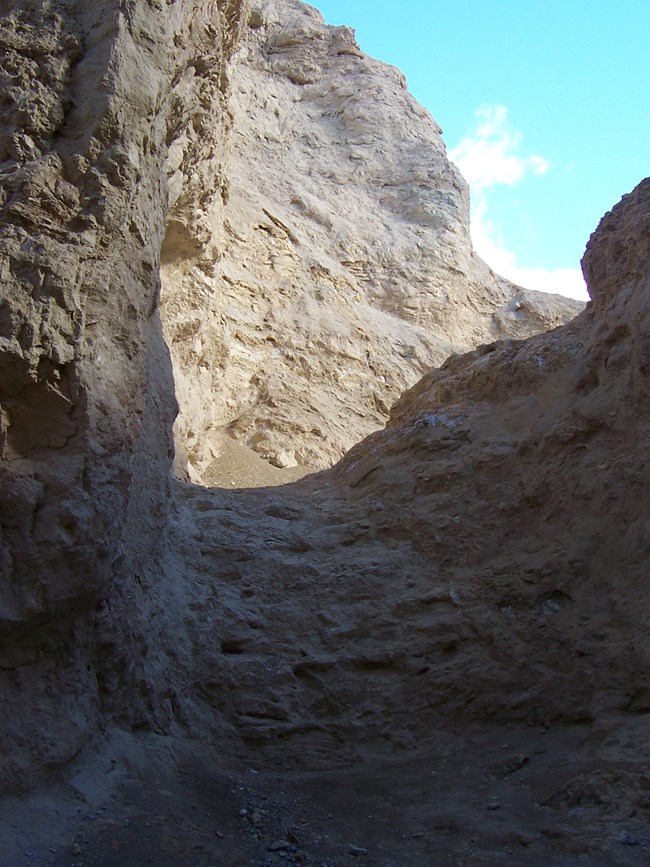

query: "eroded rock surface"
left=60, top=176, right=647, bottom=867
left=127, top=178, right=649, bottom=772
left=1, top=7, right=649, bottom=867
left=156, top=180, right=650, bottom=803
left=0, top=0, right=249, bottom=791
left=161, top=0, right=581, bottom=479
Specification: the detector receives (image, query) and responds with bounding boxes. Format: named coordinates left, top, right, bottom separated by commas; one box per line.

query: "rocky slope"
left=160, top=0, right=580, bottom=479
left=35, top=174, right=644, bottom=867
left=161, top=179, right=650, bottom=770
left=1, top=6, right=648, bottom=865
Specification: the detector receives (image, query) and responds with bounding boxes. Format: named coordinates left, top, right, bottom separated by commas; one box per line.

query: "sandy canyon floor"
left=4, top=671, right=650, bottom=867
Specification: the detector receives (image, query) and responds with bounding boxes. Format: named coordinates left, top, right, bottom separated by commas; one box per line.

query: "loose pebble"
left=268, top=839, right=291, bottom=851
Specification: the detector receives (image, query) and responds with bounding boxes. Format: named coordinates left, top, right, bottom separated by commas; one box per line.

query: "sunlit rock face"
left=160, top=0, right=581, bottom=480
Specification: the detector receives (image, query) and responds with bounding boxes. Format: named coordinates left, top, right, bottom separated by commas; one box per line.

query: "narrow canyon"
left=1, top=1, right=649, bottom=865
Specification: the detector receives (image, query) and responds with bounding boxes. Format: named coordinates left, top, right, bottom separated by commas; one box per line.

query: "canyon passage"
left=1, top=1, right=649, bottom=865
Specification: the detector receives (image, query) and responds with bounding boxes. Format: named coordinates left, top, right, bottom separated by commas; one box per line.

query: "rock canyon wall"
left=0, top=0, right=249, bottom=791
left=1, top=0, right=648, bottom=815
left=160, top=0, right=580, bottom=479
left=166, top=179, right=650, bottom=770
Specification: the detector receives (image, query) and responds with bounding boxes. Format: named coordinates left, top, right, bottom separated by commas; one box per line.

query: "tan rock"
left=160, top=0, right=581, bottom=480
left=173, top=178, right=650, bottom=769
left=0, top=0, right=250, bottom=790
left=2, top=0, right=646, bottom=810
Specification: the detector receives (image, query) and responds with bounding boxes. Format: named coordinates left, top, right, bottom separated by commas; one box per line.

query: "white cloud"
left=450, top=105, right=550, bottom=191
left=471, top=200, right=589, bottom=301
left=449, top=105, right=589, bottom=302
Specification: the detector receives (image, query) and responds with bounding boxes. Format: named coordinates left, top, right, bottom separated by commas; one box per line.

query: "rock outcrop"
left=0, top=0, right=646, bottom=826
left=0, top=0, right=249, bottom=791
left=167, top=178, right=650, bottom=770
left=161, top=0, right=580, bottom=479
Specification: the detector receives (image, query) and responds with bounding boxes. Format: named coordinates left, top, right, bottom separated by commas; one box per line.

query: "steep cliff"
left=1, top=3, right=646, bottom=849
left=0, top=0, right=249, bottom=791
left=161, top=0, right=580, bottom=479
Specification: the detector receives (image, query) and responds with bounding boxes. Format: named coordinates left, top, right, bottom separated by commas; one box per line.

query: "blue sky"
left=311, top=0, right=650, bottom=300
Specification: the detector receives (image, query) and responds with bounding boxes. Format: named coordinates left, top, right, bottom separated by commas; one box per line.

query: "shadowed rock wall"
left=0, top=0, right=248, bottom=791
left=1, top=0, right=646, bottom=799
left=169, top=179, right=650, bottom=769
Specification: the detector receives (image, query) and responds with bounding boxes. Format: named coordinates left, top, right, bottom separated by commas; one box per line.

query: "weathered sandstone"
left=160, top=0, right=581, bottom=479
left=1, top=9, right=648, bottom=857
left=0, top=0, right=249, bottom=790
left=163, top=179, right=650, bottom=770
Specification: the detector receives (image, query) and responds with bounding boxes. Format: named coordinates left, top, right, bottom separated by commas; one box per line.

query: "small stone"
left=286, top=827, right=301, bottom=844
left=486, top=801, right=500, bottom=811
left=249, top=9, right=264, bottom=28
left=71, top=843, right=82, bottom=856
left=348, top=845, right=368, bottom=856
left=249, top=807, right=265, bottom=827
left=515, top=831, right=536, bottom=847
left=271, top=449, right=297, bottom=469
left=268, top=840, right=291, bottom=852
